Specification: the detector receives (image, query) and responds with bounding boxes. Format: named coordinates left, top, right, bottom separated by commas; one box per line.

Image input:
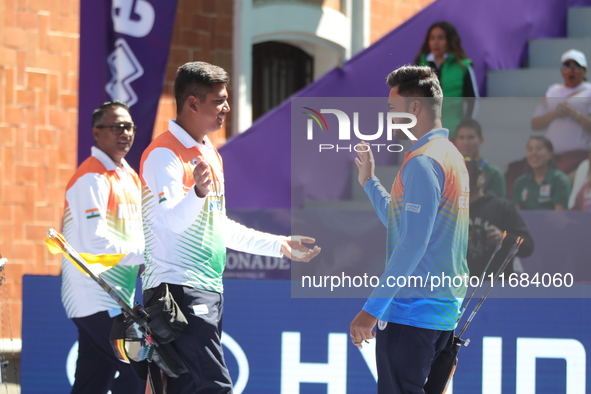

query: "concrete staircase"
left=488, top=7, right=591, bottom=97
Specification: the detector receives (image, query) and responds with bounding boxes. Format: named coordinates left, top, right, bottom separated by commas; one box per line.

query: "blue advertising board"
left=22, top=276, right=590, bottom=393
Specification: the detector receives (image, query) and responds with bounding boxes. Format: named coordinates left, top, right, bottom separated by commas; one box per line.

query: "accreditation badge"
left=539, top=184, right=551, bottom=198
left=208, top=199, right=222, bottom=212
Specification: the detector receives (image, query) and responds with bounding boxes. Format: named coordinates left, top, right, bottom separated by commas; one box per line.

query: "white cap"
left=561, top=49, right=587, bottom=68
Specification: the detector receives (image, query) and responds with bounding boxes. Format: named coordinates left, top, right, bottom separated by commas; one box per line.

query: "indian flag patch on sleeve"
left=158, top=191, right=167, bottom=203
left=85, top=208, right=100, bottom=219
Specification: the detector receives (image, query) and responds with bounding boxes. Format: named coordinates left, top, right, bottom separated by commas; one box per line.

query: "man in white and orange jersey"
left=140, top=62, right=320, bottom=393
left=61, top=101, right=145, bottom=394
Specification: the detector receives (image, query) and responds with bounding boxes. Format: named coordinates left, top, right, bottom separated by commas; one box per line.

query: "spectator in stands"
left=506, top=50, right=591, bottom=198
left=571, top=181, right=591, bottom=211
left=415, top=21, right=479, bottom=138
left=531, top=49, right=591, bottom=179
left=454, top=118, right=506, bottom=197
left=569, top=150, right=591, bottom=211
left=512, top=136, right=571, bottom=210
left=465, top=157, right=534, bottom=277
left=569, top=151, right=591, bottom=209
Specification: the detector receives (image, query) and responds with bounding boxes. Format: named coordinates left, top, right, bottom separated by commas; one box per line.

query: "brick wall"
left=0, top=0, right=80, bottom=339
left=153, top=0, right=234, bottom=146
left=0, top=0, right=236, bottom=342
left=0, top=0, right=433, bottom=341
left=370, top=0, right=436, bottom=44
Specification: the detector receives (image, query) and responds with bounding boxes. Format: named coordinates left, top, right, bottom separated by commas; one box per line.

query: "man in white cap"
left=561, top=49, right=587, bottom=69
left=530, top=48, right=591, bottom=182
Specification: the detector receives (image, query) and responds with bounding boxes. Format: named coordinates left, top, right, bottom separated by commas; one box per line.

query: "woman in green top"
left=415, top=21, right=479, bottom=138
left=512, top=136, right=571, bottom=210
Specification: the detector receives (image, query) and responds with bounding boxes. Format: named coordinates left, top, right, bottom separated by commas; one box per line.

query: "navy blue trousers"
left=376, top=321, right=452, bottom=394
left=71, top=311, right=145, bottom=394
left=151, top=284, right=233, bottom=394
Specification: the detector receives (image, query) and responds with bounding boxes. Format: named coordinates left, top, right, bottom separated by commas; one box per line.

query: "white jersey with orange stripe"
left=140, top=120, right=285, bottom=293
left=61, top=147, right=144, bottom=319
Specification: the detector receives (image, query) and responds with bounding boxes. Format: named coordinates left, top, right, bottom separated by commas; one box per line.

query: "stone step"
left=487, top=68, right=561, bottom=97
left=528, top=37, right=591, bottom=68
left=568, top=7, right=591, bottom=38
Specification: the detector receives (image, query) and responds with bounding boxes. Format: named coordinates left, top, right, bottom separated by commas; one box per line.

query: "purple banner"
left=520, top=211, right=591, bottom=282
left=220, top=0, right=591, bottom=210
left=77, top=0, right=178, bottom=171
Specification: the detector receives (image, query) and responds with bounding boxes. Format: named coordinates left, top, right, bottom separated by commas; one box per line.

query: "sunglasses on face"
left=561, top=62, right=584, bottom=70
left=95, top=123, right=138, bottom=135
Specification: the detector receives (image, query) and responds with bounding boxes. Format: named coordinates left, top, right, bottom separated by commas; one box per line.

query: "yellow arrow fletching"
left=45, top=234, right=125, bottom=276
left=45, top=236, right=63, bottom=255
left=79, top=253, right=124, bottom=267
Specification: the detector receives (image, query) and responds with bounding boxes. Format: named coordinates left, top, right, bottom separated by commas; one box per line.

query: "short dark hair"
left=464, top=156, right=482, bottom=192
left=386, top=65, right=443, bottom=118
left=456, top=118, right=483, bottom=138
left=91, top=100, right=130, bottom=128
left=174, top=62, right=230, bottom=114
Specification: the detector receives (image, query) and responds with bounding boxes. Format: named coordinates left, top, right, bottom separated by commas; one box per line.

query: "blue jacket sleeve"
left=363, top=155, right=445, bottom=319
left=364, top=176, right=392, bottom=227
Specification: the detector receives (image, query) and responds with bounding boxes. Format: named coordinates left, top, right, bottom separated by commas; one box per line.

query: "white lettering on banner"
left=516, top=338, right=586, bottom=393
left=105, top=38, right=144, bottom=107
left=59, top=328, right=591, bottom=393
left=226, top=252, right=288, bottom=270
left=482, top=337, right=502, bottom=394
left=112, top=0, right=155, bottom=38
left=281, top=332, right=347, bottom=393
left=221, top=332, right=250, bottom=394
left=67, top=333, right=250, bottom=393
left=66, top=341, right=78, bottom=385
left=357, top=338, right=378, bottom=382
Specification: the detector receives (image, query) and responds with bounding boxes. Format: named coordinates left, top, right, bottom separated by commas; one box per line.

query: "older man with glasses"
left=60, top=100, right=145, bottom=394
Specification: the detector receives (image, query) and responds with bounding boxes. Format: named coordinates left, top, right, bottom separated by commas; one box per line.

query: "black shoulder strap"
left=148, top=362, right=165, bottom=394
